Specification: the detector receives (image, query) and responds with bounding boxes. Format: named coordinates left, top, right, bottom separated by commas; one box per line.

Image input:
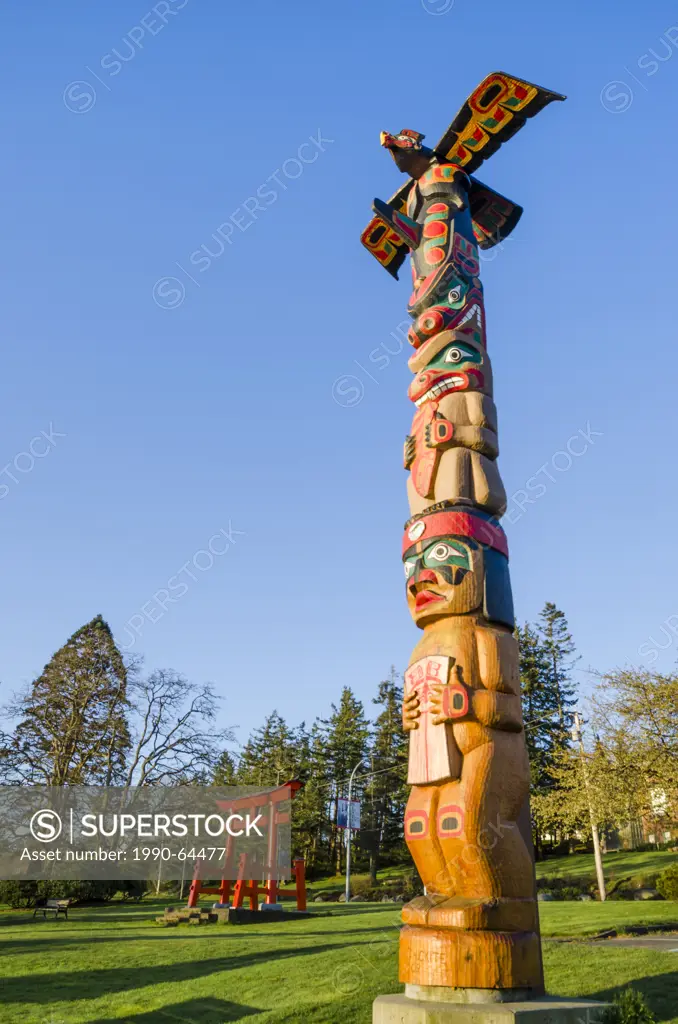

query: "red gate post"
left=264, top=794, right=279, bottom=904
left=218, top=831, right=235, bottom=904
left=231, top=852, right=248, bottom=909
left=187, top=858, right=204, bottom=908
left=293, top=857, right=306, bottom=911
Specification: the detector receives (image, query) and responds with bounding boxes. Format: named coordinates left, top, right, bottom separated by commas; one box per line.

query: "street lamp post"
left=345, top=760, right=362, bottom=905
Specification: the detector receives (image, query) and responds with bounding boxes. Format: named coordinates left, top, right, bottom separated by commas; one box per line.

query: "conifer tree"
left=538, top=602, right=578, bottom=740
left=319, top=687, right=370, bottom=873
left=213, top=749, right=238, bottom=785
left=235, top=711, right=299, bottom=786
left=225, top=714, right=331, bottom=874
left=518, top=623, right=560, bottom=787
left=6, top=615, right=130, bottom=785
left=289, top=723, right=330, bottom=874
left=518, top=604, right=579, bottom=852
left=362, top=668, right=408, bottom=882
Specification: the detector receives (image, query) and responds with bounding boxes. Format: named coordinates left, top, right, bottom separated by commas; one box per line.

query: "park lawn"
left=0, top=901, right=676, bottom=1023
left=298, top=849, right=677, bottom=897
left=542, top=943, right=678, bottom=1022
left=539, top=899, right=678, bottom=937
left=535, top=847, right=676, bottom=884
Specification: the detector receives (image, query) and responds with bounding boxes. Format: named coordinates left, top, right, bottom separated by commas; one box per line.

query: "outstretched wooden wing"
left=468, top=177, right=522, bottom=250
left=362, top=174, right=523, bottom=268
left=360, top=182, right=412, bottom=279
left=433, top=72, right=565, bottom=175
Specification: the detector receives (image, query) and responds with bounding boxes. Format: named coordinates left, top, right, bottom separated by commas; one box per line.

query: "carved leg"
left=400, top=737, right=541, bottom=992
left=403, top=783, right=448, bottom=894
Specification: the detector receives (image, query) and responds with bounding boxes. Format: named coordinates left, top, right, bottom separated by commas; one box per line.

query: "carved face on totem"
left=402, top=507, right=514, bottom=629
left=404, top=534, right=483, bottom=626
left=407, top=334, right=489, bottom=406
left=408, top=276, right=485, bottom=350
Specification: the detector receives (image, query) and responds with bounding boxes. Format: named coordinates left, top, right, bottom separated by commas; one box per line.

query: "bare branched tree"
left=122, top=667, right=233, bottom=789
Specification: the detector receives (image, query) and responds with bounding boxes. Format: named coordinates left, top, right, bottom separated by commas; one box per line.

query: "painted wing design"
left=433, top=72, right=565, bottom=176
left=468, top=177, right=523, bottom=250
left=360, top=182, right=412, bottom=279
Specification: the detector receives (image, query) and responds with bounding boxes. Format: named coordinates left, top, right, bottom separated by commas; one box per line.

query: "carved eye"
left=448, top=287, right=463, bottom=303
left=404, top=561, right=415, bottom=578
left=429, top=543, right=453, bottom=562
left=444, top=348, right=463, bottom=364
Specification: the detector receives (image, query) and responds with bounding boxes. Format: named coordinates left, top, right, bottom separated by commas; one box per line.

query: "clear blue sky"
left=2, top=0, right=677, bottom=749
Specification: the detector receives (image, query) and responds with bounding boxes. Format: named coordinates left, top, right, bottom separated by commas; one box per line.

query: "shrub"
left=656, top=863, right=678, bottom=901
left=600, top=987, right=656, bottom=1023
left=629, top=873, right=659, bottom=889
left=560, top=886, right=584, bottom=901
left=350, top=871, right=421, bottom=902
left=120, top=880, right=147, bottom=902
left=537, top=875, right=589, bottom=900
left=0, top=879, right=117, bottom=908
left=351, top=877, right=377, bottom=898
left=0, top=881, right=39, bottom=908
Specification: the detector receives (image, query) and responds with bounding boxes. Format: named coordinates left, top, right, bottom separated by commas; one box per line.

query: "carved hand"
left=429, top=682, right=469, bottom=726
left=424, top=417, right=454, bottom=449
left=404, top=435, right=416, bottom=469
left=402, top=690, right=421, bottom=731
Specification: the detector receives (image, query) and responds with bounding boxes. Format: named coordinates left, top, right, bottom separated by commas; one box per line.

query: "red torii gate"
left=187, top=780, right=306, bottom=911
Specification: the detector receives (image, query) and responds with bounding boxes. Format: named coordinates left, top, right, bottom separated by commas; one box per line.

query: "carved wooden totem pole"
left=362, top=73, right=570, bottom=1010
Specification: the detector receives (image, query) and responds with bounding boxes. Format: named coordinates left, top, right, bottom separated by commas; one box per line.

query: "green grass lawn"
left=0, top=900, right=676, bottom=1023
left=539, top=899, right=678, bottom=937
left=302, top=848, right=676, bottom=897
left=535, top=847, right=676, bottom=884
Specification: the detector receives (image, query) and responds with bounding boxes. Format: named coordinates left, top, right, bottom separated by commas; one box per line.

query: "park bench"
left=33, top=899, right=70, bottom=920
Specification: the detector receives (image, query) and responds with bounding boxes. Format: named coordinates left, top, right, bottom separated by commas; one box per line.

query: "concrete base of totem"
left=372, top=990, right=611, bottom=1023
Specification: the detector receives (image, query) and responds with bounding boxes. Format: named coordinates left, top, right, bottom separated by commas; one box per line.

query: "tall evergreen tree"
left=518, top=604, right=579, bottom=853
left=6, top=615, right=129, bottom=785
left=518, top=621, right=563, bottom=856
left=538, top=602, right=578, bottom=739
left=212, top=749, right=238, bottom=785
left=362, top=668, right=409, bottom=883
left=226, top=714, right=332, bottom=875
left=319, top=687, right=370, bottom=873
left=518, top=623, right=560, bottom=784
left=288, top=722, right=330, bottom=874
left=236, top=711, right=299, bottom=786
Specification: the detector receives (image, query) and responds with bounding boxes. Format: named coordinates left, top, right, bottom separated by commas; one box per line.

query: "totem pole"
left=360, top=73, right=608, bottom=1017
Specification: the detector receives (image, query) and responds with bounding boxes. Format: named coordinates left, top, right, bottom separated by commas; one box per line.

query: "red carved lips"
left=408, top=368, right=484, bottom=406
left=414, top=590, right=445, bottom=611
left=409, top=572, right=445, bottom=611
